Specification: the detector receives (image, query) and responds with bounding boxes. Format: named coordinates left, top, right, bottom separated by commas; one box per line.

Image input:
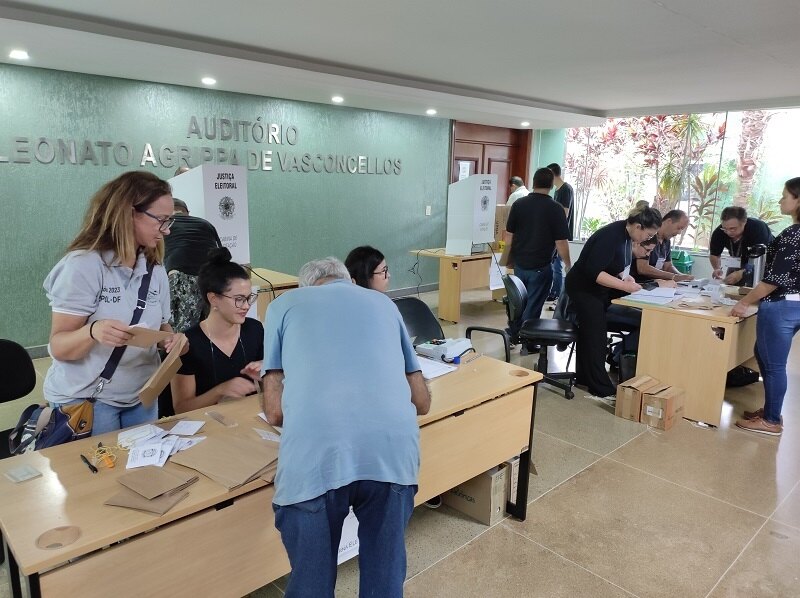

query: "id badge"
left=620, top=265, right=631, bottom=280
left=655, top=258, right=666, bottom=270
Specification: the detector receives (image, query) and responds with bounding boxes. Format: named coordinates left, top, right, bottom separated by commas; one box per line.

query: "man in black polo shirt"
left=505, top=167, right=571, bottom=342
left=709, top=207, right=773, bottom=285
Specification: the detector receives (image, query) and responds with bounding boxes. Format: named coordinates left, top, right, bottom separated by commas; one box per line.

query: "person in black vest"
left=565, top=208, right=662, bottom=397
left=164, top=196, right=222, bottom=332
left=631, top=209, right=694, bottom=283
left=709, top=207, right=773, bottom=285
left=505, top=167, right=571, bottom=343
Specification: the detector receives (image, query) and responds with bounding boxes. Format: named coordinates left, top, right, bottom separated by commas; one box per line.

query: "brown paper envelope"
left=117, top=466, right=198, bottom=500
left=105, top=486, right=189, bottom=515
left=170, top=434, right=278, bottom=489
left=126, top=325, right=172, bottom=348
left=138, top=335, right=187, bottom=407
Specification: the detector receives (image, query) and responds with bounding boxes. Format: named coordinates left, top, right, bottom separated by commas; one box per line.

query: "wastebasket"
left=671, top=249, right=693, bottom=274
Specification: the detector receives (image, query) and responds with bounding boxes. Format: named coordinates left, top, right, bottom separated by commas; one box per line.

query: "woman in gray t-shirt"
left=43, top=171, right=186, bottom=434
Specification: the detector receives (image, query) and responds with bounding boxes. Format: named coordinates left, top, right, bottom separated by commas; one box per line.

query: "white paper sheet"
left=169, top=420, right=206, bottom=436
left=489, top=253, right=505, bottom=290
left=624, top=289, right=675, bottom=305
left=118, top=424, right=163, bottom=449
left=253, top=428, right=281, bottom=443
left=417, top=356, right=457, bottom=380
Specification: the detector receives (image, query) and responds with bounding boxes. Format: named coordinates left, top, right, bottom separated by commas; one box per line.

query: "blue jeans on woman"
left=754, top=299, right=800, bottom=424
left=274, top=480, right=416, bottom=598
left=55, top=399, right=158, bottom=435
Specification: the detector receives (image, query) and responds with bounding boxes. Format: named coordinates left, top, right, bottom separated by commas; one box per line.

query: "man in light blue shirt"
left=261, top=257, right=430, bottom=598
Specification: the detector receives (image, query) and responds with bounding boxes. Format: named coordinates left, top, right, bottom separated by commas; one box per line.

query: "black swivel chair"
left=0, top=339, right=37, bottom=459
left=393, top=297, right=510, bottom=362
left=503, top=275, right=577, bottom=399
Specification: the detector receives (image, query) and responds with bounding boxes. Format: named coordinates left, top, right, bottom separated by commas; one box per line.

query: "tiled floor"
left=4, top=289, right=799, bottom=597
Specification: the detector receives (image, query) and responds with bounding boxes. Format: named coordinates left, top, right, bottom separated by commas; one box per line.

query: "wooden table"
left=0, top=357, right=540, bottom=598
left=412, top=248, right=494, bottom=322
left=250, top=267, right=298, bottom=321
left=612, top=297, right=757, bottom=426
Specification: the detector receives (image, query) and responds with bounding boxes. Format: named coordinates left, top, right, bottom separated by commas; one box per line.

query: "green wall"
left=0, top=64, right=451, bottom=348
left=531, top=129, right=567, bottom=170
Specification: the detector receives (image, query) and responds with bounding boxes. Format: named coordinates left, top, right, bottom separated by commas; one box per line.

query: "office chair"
left=393, top=297, right=511, bottom=362
left=503, top=275, right=577, bottom=399
left=0, top=340, right=37, bottom=458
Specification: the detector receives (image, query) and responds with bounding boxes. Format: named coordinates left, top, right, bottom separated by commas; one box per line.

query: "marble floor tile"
left=509, top=459, right=765, bottom=598
left=771, top=481, right=800, bottom=530
left=609, top=418, right=800, bottom=516
left=405, top=524, right=634, bottom=598
left=709, top=520, right=800, bottom=598
left=533, top=389, right=645, bottom=455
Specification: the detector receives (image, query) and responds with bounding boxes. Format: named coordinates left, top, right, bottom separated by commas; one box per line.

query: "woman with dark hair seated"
left=171, top=247, right=264, bottom=414
left=565, top=208, right=662, bottom=397
left=345, top=245, right=390, bottom=292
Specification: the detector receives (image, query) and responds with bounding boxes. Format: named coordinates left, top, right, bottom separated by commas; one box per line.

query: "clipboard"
left=126, top=325, right=172, bottom=348
left=138, top=335, right=187, bottom=407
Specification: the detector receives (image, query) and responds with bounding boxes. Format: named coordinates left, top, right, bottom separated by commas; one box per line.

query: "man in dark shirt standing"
left=164, top=197, right=223, bottom=331
left=505, top=168, right=572, bottom=343
left=708, top=207, right=773, bottom=286
left=547, top=163, right=574, bottom=301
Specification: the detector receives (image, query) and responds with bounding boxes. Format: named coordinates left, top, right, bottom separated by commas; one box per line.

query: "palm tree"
left=734, top=110, right=772, bottom=207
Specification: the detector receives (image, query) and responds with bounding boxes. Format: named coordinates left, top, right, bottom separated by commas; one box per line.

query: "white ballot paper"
left=417, top=356, right=457, bottom=380
left=169, top=420, right=205, bottom=436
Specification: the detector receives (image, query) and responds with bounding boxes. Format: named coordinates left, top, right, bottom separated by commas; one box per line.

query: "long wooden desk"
left=412, top=248, right=495, bottom=322
left=250, top=267, right=298, bottom=321
left=612, top=296, right=757, bottom=426
left=1, top=357, right=541, bottom=598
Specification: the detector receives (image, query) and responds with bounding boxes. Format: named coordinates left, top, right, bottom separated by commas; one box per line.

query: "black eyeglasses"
left=138, top=209, right=175, bottom=232
left=219, top=293, right=258, bottom=308
left=373, top=265, right=389, bottom=279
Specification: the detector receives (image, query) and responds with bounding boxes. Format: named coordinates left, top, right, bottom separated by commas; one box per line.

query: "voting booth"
left=168, top=165, right=251, bottom=264
left=445, top=174, right=497, bottom=256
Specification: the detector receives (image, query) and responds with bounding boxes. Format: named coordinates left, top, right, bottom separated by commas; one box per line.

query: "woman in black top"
left=565, top=208, right=662, bottom=397
left=732, top=178, right=800, bottom=436
left=171, top=248, right=264, bottom=414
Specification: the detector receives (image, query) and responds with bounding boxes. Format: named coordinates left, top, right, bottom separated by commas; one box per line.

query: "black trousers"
left=570, top=290, right=616, bottom=397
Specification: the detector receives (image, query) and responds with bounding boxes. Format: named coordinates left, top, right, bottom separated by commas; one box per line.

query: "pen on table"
left=80, top=453, right=98, bottom=474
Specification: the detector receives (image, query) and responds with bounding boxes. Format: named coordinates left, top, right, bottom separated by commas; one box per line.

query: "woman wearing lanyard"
left=732, top=178, right=800, bottom=436
left=565, top=208, right=662, bottom=397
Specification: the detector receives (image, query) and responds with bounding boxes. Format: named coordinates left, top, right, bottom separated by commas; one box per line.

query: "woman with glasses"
left=345, top=245, right=391, bottom=292
left=43, top=171, right=184, bottom=434
left=171, top=247, right=264, bottom=414
left=564, top=207, right=662, bottom=398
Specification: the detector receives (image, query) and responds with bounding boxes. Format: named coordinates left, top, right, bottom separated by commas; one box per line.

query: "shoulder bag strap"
left=90, top=262, right=155, bottom=399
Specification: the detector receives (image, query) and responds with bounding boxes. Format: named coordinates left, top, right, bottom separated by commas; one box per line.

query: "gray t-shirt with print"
left=43, top=250, right=170, bottom=407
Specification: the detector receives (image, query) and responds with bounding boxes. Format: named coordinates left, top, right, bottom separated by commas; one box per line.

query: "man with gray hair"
left=261, top=257, right=430, bottom=597
left=507, top=175, right=528, bottom=206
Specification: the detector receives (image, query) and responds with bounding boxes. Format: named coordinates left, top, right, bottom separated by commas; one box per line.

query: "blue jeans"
left=754, top=300, right=800, bottom=424
left=510, top=264, right=553, bottom=337
left=274, top=481, right=416, bottom=598
left=550, top=254, right=564, bottom=299
left=53, top=400, right=158, bottom=435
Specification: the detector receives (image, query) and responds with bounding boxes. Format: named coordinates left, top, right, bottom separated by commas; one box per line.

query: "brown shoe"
left=736, top=417, right=783, bottom=436
left=742, top=408, right=782, bottom=424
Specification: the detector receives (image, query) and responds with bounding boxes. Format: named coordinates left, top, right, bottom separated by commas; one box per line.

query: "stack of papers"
left=417, top=356, right=457, bottom=380
left=121, top=422, right=208, bottom=469
left=105, top=466, right=198, bottom=515
left=625, top=287, right=676, bottom=305
left=170, top=434, right=279, bottom=490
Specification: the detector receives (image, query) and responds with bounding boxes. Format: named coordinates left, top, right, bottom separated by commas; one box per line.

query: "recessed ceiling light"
left=426, top=108, right=437, bottom=116
left=331, top=96, right=344, bottom=104
left=521, top=121, right=531, bottom=127
left=9, top=49, right=29, bottom=60
left=201, top=77, right=216, bottom=86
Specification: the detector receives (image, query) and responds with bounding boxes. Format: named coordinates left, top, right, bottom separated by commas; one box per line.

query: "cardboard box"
left=641, top=385, right=685, bottom=430
left=443, top=465, right=507, bottom=526
left=615, top=375, right=667, bottom=422
left=493, top=204, right=511, bottom=244
left=505, top=456, right=520, bottom=506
